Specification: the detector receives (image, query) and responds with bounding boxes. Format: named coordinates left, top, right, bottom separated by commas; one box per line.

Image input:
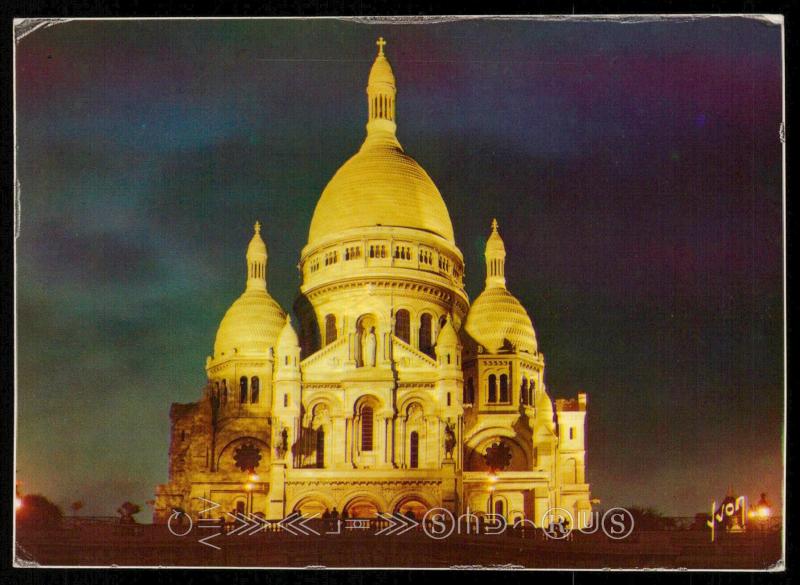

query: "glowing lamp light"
left=245, top=483, right=254, bottom=491
left=249, top=474, right=259, bottom=482
left=489, top=485, right=496, bottom=493
left=758, top=506, right=771, bottom=519
left=15, top=497, right=22, bottom=510
left=488, top=473, right=498, bottom=484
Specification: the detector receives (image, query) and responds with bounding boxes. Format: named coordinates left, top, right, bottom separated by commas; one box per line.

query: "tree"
left=70, top=501, right=84, bottom=515
left=117, top=501, right=142, bottom=524
left=16, top=494, right=63, bottom=528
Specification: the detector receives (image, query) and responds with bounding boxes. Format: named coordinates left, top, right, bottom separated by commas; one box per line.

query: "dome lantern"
left=366, top=37, right=397, bottom=139
left=246, top=220, right=268, bottom=291
left=485, top=218, right=507, bottom=289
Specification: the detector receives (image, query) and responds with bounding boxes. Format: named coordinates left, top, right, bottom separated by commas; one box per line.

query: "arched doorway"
left=395, top=499, right=428, bottom=522
left=294, top=498, right=331, bottom=518
left=345, top=497, right=381, bottom=519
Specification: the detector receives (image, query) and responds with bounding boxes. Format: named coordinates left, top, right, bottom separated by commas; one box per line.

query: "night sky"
left=15, top=17, right=784, bottom=518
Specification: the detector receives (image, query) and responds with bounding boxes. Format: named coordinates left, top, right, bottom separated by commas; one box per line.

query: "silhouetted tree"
left=17, top=494, right=63, bottom=528
left=117, top=501, right=141, bottom=524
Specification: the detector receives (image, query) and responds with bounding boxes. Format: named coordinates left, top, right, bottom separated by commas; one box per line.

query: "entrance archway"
left=395, top=499, right=428, bottom=521
left=345, top=496, right=381, bottom=519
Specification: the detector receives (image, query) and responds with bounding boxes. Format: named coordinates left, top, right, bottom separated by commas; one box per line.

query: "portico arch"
left=343, top=492, right=386, bottom=519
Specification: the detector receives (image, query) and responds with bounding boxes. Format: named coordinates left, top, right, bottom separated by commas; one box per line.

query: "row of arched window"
left=324, top=250, right=339, bottom=266
left=369, top=244, right=387, bottom=258
left=395, top=310, right=439, bottom=357
left=238, top=376, right=259, bottom=404
left=311, top=411, right=420, bottom=469
left=487, top=374, right=510, bottom=403
left=370, top=94, right=394, bottom=121
left=305, top=243, right=462, bottom=281
left=249, top=261, right=265, bottom=279
left=319, top=310, right=446, bottom=358
left=394, top=245, right=412, bottom=260
left=211, top=377, right=261, bottom=405
left=344, top=246, right=361, bottom=260
left=461, top=374, right=537, bottom=406
left=519, top=378, right=536, bottom=405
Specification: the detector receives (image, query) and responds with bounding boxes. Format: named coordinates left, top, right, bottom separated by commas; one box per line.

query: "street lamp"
left=488, top=471, right=498, bottom=516
left=243, top=470, right=261, bottom=516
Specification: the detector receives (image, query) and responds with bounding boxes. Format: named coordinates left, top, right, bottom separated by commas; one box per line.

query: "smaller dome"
left=464, top=287, right=538, bottom=354
left=277, top=315, right=299, bottom=350
left=213, top=289, right=286, bottom=357
left=212, top=222, right=286, bottom=358
left=435, top=315, right=460, bottom=348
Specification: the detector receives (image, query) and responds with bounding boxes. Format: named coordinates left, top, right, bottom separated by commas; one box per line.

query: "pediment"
left=392, top=336, right=438, bottom=370
left=300, top=336, right=350, bottom=375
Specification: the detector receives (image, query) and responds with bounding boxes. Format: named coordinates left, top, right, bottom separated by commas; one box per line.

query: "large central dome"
left=306, top=38, right=455, bottom=249
left=307, top=139, right=455, bottom=247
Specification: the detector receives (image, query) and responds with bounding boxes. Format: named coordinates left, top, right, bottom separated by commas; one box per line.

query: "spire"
left=484, top=218, right=507, bottom=289
left=246, top=221, right=268, bottom=291
left=366, top=37, right=398, bottom=141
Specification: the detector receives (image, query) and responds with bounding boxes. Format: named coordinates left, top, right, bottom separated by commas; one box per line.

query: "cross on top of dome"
left=376, top=37, right=386, bottom=56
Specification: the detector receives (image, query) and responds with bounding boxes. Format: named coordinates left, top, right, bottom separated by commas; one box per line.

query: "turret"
left=276, top=316, right=301, bottom=381
left=246, top=220, right=269, bottom=291
left=484, top=218, right=507, bottom=289
left=435, top=314, right=461, bottom=370
left=366, top=36, right=397, bottom=139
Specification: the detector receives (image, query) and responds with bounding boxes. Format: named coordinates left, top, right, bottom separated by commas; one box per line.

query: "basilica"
left=154, top=39, right=591, bottom=526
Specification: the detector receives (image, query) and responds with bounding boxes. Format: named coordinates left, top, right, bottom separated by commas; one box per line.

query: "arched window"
left=494, top=499, right=505, bottom=517
left=240, top=376, right=248, bottom=403
left=529, top=380, right=535, bottom=405
left=361, top=406, right=374, bottom=452
left=250, top=377, right=259, bottom=403
left=488, top=374, right=497, bottom=403
left=465, top=378, right=475, bottom=404
left=395, top=309, right=410, bottom=343
left=316, top=429, right=325, bottom=468
left=520, top=379, right=528, bottom=404
left=409, top=431, right=419, bottom=469
left=419, top=313, right=433, bottom=356
left=324, top=314, right=337, bottom=345
left=499, top=374, right=509, bottom=402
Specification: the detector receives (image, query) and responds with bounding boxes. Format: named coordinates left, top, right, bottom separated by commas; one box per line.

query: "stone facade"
left=154, top=38, right=591, bottom=527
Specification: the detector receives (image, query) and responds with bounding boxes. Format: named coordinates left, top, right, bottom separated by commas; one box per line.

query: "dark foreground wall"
left=15, top=523, right=782, bottom=569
